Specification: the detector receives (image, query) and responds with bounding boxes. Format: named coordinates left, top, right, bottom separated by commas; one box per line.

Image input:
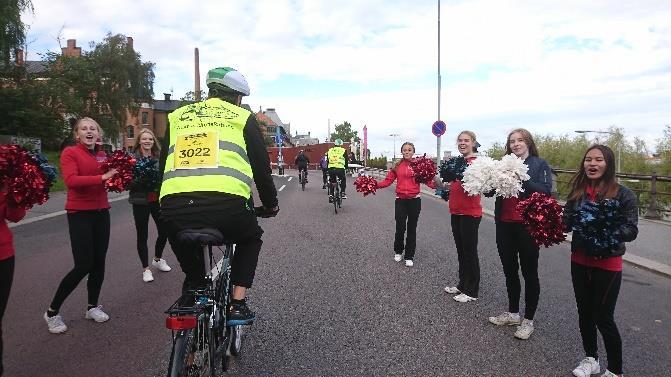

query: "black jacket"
left=563, top=184, right=638, bottom=257
left=493, top=155, right=552, bottom=221
left=158, top=105, right=278, bottom=216
left=295, top=154, right=310, bottom=166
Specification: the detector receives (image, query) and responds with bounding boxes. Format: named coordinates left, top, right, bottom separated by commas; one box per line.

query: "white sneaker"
left=404, top=260, right=414, bottom=267
left=142, top=269, right=154, bottom=282
left=573, top=357, right=600, bottom=377
left=453, top=293, right=477, bottom=303
left=488, top=312, right=521, bottom=326
left=152, top=258, right=172, bottom=272
left=600, top=370, right=620, bottom=377
left=444, top=286, right=460, bottom=294
left=393, top=254, right=402, bottom=262
left=85, top=305, right=110, bottom=322
left=44, top=312, right=67, bottom=334
left=514, top=318, right=534, bottom=340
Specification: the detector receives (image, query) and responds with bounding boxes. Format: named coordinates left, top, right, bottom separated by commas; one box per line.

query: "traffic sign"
left=432, top=120, right=446, bottom=137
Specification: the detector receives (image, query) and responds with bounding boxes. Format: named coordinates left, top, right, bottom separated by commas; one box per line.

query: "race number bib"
left=173, top=131, right=219, bottom=169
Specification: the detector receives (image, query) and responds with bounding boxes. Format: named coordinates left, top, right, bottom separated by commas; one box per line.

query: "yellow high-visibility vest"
left=327, top=147, right=346, bottom=169
left=160, top=98, right=253, bottom=200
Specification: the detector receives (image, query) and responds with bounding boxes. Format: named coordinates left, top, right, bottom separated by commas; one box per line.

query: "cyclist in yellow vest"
left=327, top=139, right=349, bottom=200
left=159, top=66, right=279, bottom=325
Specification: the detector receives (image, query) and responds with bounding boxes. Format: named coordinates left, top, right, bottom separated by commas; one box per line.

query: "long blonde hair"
left=73, top=117, right=103, bottom=140
left=132, top=128, right=161, bottom=158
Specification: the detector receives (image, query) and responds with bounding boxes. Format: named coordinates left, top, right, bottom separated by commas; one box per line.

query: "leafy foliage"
left=0, top=0, right=33, bottom=70
left=330, top=121, right=360, bottom=144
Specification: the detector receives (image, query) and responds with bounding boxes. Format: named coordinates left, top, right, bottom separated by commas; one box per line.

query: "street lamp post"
left=574, top=130, right=621, bottom=173
left=389, top=133, right=400, bottom=161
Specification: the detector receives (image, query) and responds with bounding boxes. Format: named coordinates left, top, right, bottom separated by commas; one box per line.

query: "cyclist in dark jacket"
left=295, top=150, right=310, bottom=182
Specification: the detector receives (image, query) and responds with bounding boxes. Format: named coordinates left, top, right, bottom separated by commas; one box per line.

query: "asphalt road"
left=4, top=172, right=671, bottom=376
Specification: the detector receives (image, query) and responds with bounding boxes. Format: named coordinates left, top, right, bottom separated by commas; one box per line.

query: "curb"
left=418, top=187, right=671, bottom=279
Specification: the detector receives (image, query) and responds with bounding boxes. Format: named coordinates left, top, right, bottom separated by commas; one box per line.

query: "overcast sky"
left=22, top=0, right=671, bottom=158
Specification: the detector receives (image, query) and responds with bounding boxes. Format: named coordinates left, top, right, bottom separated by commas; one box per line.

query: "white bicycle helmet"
left=206, top=67, right=250, bottom=96
left=334, top=138, right=343, bottom=146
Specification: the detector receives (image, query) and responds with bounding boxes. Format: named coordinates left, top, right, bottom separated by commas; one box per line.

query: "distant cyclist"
left=327, top=139, right=349, bottom=200
left=319, top=153, right=328, bottom=189
left=294, top=150, right=310, bottom=183
left=159, top=66, right=279, bottom=325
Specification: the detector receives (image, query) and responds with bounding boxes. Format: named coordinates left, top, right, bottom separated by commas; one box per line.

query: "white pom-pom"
left=462, top=156, right=497, bottom=196
left=493, top=155, right=530, bottom=198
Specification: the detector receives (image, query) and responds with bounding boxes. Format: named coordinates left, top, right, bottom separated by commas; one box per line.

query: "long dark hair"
left=567, top=144, right=619, bottom=202
left=505, top=128, right=539, bottom=157
left=394, top=142, right=415, bottom=170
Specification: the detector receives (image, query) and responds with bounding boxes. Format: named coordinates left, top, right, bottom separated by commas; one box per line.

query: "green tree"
left=0, top=0, right=33, bottom=71
left=330, top=121, right=360, bottom=144
left=180, top=90, right=207, bottom=104
left=42, top=33, right=155, bottom=140
left=483, top=141, right=505, bottom=159
left=656, top=125, right=671, bottom=175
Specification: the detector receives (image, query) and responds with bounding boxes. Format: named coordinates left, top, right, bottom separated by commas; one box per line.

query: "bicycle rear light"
left=166, top=315, right=197, bottom=330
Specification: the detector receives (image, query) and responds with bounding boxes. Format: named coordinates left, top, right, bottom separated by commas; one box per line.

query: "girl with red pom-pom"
left=43, top=117, right=118, bottom=334
left=0, top=182, right=27, bottom=375
left=377, top=142, right=436, bottom=267
left=442, top=131, right=483, bottom=303
left=129, top=128, right=171, bottom=283
left=563, top=145, right=637, bottom=377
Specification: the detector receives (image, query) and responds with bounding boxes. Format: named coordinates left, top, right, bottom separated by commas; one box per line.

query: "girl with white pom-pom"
left=441, top=131, right=483, bottom=303
left=487, top=128, right=552, bottom=340
left=377, top=142, right=436, bottom=267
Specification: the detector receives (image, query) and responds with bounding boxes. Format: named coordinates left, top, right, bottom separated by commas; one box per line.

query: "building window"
left=141, top=112, right=148, bottom=125
left=127, top=125, right=134, bottom=139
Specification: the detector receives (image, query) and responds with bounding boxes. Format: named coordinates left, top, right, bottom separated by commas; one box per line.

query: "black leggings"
left=50, top=210, right=110, bottom=311
left=450, top=215, right=481, bottom=297
left=495, top=221, right=540, bottom=320
left=328, top=168, right=346, bottom=194
left=394, top=198, right=421, bottom=260
left=572, top=263, right=623, bottom=374
left=322, top=169, right=328, bottom=185
left=132, top=202, right=168, bottom=268
left=0, top=257, right=14, bottom=376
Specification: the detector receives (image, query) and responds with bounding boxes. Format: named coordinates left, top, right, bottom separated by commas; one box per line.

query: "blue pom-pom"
left=28, top=151, right=58, bottom=189
left=440, top=156, right=468, bottom=182
left=571, top=198, right=624, bottom=256
left=132, top=157, right=160, bottom=191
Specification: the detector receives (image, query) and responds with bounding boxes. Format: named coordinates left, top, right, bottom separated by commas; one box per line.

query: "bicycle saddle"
left=176, top=228, right=225, bottom=246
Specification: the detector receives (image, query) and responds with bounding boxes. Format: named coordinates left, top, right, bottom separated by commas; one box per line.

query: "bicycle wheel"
left=230, top=325, right=244, bottom=356
left=333, top=186, right=339, bottom=214
left=301, top=171, right=306, bottom=191
left=169, top=326, right=213, bottom=377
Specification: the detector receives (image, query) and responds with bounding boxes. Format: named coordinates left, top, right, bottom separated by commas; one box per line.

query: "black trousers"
left=322, top=169, right=328, bottom=185
left=394, top=198, right=421, bottom=260
left=572, top=263, right=623, bottom=374
left=328, top=168, right=346, bottom=195
left=450, top=215, right=481, bottom=297
left=0, top=257, right=14, bottom=376
left=297, top=165, right=308, bottom=178
left=50, top=210, right=110, bottom=311
left=132, top=202, right=168, bottom=268
left=495, top=221, right=540, bottom=320
left=163, top=202, right=264, bottom=293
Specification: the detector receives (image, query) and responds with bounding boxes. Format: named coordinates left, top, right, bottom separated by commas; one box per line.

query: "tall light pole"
left=436, top=0, right=442, bottom=161
left=575, top=130, right=621, bottom=173
left=390, top=133, right=399, bottom=161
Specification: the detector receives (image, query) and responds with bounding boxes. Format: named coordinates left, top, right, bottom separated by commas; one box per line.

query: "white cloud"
left=21, top=0, right=671, bottom=158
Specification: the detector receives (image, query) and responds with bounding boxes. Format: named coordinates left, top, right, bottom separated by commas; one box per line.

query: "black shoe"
left=341, top=193, right=347, bottom=200
left=228, top=300, right=255, bottom=325
left=328, top=195, right=334, bottom=203
left=322, top=185, right=326, bottom=189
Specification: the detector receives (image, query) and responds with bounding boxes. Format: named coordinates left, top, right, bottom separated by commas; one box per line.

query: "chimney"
left=194, top=48, right=201, bottom=101
left=126, top=36, right=134, bottom=49
left=15, top=49, right=24, bottom=65
left=62, top=39, right=81, bottom=57
left=164, top=93, right=171, bottom=101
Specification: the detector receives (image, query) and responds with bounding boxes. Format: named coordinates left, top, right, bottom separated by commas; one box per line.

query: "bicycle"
left=165, top=207, right=276, bottom=376
left=299, top=168, right=307, bottom=191
left=328, top=175, right=342, bottom=214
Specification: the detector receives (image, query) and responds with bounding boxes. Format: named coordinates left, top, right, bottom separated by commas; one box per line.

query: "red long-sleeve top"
left=61, top=143, right=110, bottom=211
left=448, top=157, right=482, bottom=217
left=378, top=159, right=436, bottom=199
left=0, top=193, right=27, bottom=260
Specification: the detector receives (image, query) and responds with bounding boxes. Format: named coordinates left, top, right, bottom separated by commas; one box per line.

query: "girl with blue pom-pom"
left=130, top=128, right=171, bottom=283
left=564, top=145, right=638, bottom=377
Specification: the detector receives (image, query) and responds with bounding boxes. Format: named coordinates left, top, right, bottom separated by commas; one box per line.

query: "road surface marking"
left=279, top=185, right=286, bottom=192
left=9, top=195, right=129, bottom=228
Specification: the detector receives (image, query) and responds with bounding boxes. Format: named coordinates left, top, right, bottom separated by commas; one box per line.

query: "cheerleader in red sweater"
left=0, top=183, right=27, bottom=376
left=377, top=142, right=435, bottom=267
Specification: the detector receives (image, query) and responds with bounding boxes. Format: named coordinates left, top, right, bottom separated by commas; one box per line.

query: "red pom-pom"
left=354, top=175, right=378, bottom=196
left=0, top=144, right=50, bottom=209
left=100, top=150, right=136, bottom=192
left=516, top=192, right=566, bottom=248
left=409, top=154, right=436, bottom=184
